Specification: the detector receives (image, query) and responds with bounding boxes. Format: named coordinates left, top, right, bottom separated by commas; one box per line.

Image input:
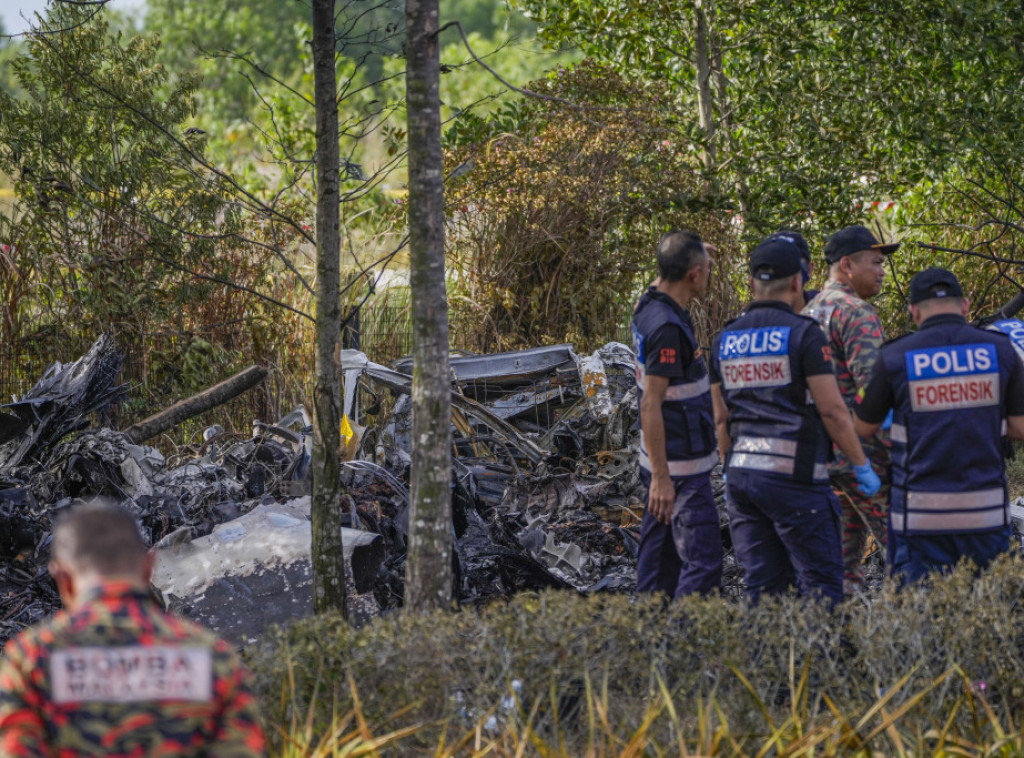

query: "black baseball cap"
left=909, top=267, right=964, bottom=304
left=824, top=225, right=900, bottom=264
left=774, top=230, right=811, bottom=262
left=750, top=236, right=803, bottom=281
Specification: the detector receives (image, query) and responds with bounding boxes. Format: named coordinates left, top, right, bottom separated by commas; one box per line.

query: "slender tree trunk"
left=707, top=0, right=749, bottom=215
left=311, top=0, right=348, bottom=616
left=694, top=0, right=717, bottom=197
left=404, top=0, right=453, bottom=612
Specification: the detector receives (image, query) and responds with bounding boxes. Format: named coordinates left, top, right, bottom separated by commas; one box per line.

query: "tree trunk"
left=404, top=0, right=453, bottom=612
left=310, top=0, right=348, bottom=617
left=694, top=0, right=717, bottom=197
left=706, top=0, right=749, bottom=216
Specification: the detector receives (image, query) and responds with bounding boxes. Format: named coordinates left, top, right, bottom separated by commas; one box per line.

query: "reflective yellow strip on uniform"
left=733, top=436, right=797, bottom=457
left=728, top=452, right=828, bottom=480
left=663, top=375, right=711, bottom=401
left=892, top=508, right=1006, bottom=532
left=638, top=447, right=718, bottom=476
left=906, top=487, right=1005, bottom=511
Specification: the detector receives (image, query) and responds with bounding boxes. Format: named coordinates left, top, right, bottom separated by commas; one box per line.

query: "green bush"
left=252, top=554, right=1024, bottom=754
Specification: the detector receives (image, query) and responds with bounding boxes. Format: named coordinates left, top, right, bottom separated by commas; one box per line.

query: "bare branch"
left=436, top=21, right=601, bottom=123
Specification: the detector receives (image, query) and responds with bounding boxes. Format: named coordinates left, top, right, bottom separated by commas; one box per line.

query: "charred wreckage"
left=0, top=335, right=737, bottom=645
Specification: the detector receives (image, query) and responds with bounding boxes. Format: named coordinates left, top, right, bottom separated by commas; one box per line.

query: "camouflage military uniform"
left=0, top=582, right=266, bottom=757
left=803, top=280, right=892, bottom=590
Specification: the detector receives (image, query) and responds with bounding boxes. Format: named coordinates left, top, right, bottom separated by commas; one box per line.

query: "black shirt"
left=642, top=289, right=696, bottom=379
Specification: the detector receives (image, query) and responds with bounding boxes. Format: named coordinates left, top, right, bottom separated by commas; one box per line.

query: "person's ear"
left=961, top=298, right=970, bottom=318
left=49, top=561, right=76, bottom=609
left=909, top=304, right=921, bottom=325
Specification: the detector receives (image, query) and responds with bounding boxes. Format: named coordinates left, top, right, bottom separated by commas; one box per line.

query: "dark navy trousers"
left=636, top=471, right=723, bottom=598
left=889, top=525, right=1011, bottom=584
left=726, top=469, right=843, bottom=606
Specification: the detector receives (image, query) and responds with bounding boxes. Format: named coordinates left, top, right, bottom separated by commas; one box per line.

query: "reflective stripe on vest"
left=892, top=509, right=1005, bottom=532
left=894, top=487, right=1006, bottom=532
left=890, top=423, right=907, bottom=443
left=638, top=447, right=717, bottom=477
left=733, top=435, right=797, bottom=457
left=636, top=372, right=710, bottom=401
left=729, top=449, right=829, bottom=481
left=908, top=487, right=1004, bottom=510
left=664, top=375, right=711, bottom=401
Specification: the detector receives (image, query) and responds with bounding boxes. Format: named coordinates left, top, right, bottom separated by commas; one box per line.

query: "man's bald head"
left=51, top=500, right=148, bottom=577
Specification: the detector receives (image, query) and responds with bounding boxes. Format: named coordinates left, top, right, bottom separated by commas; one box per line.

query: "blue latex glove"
left=881, top=409, right=894, bottom=431
left=854, top=462, right=881, bottom=497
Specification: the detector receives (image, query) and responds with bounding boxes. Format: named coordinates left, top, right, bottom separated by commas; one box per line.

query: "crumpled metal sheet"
left=343, top=341, right=647, bottom=605
left=0, top=334, right=127, bottom=471
left=0, top=339, right=322, bottom=645
left=2, top=335, right=682, bottom=643
left=152, top=498, right=385, bottom=643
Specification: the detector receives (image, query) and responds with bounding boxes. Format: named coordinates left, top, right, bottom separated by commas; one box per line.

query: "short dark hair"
left=52, top=500, right=148, bottom=576
left=752, top=273, right=799, bottom=298
left=657, top=230, right=706, bottom=281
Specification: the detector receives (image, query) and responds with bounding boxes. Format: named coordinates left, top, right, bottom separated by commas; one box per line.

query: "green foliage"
left=442, top=0, right=537, bottom=41
left=144, top=0, right=546, bottom=152
left=0, top=4, right=288, bottom=411
left=862, top=166, right=1024, bottom=340
left=513, top=0, right=1024, bottom=238
left=147, top=0, right=319, bottom=126
left=254, top=553, right=1024, bottom=754
left=444, top=60, right=745, bottom=351
left=0, top=33, right=24, bottom=98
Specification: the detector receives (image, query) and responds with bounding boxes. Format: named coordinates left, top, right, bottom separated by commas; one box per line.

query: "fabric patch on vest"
left=718, top=326, right=792, bottom=389
left=905, top=343, right=1000, bottom=411
left=632, top=324, right=646, bottom=387
left=991, top=319, right=1024, bottom=363
left=51, top=645, right=213, bottom=704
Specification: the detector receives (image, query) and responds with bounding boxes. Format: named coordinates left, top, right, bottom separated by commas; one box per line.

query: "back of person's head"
left=51, top=500, right=148, bottom=577
left=657, top=230, right=706, bottom=281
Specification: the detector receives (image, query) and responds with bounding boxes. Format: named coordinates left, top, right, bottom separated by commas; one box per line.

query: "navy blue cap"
left=773, top=230, right=811, bottom=262
left=909, top=267, right=964, bottom=304
left=824, top=225, right=900, bottom=264
left=750, top=236, right=803, bottom=281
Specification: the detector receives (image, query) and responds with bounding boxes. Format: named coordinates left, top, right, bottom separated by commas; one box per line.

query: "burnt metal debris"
left=0, top=335, right=735, bottom=646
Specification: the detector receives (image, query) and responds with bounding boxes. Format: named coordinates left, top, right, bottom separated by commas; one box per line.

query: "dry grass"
left=268, top=664, right=1024, bottom=757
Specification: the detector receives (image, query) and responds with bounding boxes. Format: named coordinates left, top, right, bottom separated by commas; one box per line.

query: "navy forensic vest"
left=881, top=315, right=1017, bottom=534
left=987, top=318, right=1024, bottom=364
left=632, top=291, right=717, bottom=477
left=715, top=301, right=831, bottom=484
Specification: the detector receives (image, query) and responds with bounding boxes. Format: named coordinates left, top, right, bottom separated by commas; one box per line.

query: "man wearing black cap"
left=709, top=237, right=880, bottom=605
left=803, top=224, right=898, bottom=594
left=772, top=229, right=818, bottom=307
left=631, top=230, right=723, bottom=598
left=854, top=268, right=1024, bottom=582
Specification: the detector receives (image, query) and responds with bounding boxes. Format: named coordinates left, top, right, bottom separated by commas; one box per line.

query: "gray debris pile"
left=1, top=335, right=734, bottom=645
left=344, top=342, right=730, bottom=607
left=0, top=337, right=317, bottom=644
